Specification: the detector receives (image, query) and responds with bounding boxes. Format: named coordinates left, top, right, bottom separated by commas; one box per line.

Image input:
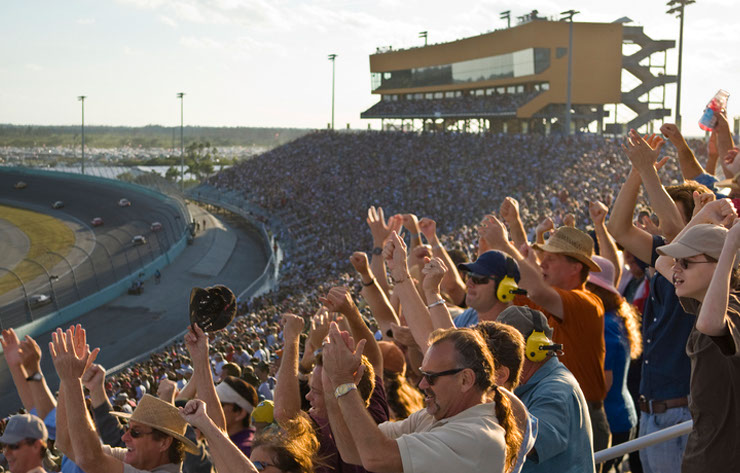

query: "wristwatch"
left=334, top=383, right=357, bottom=399
left=371, top=247, right=383, bottom=255
left=26, top=372, right=43, bottom=382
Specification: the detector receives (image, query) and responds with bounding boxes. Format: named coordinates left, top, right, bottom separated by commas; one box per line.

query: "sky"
left=1, top=0, right=738, bottom=137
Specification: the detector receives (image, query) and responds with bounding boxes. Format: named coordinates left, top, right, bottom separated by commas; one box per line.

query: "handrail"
left=593, top=420, right=692, bottom=463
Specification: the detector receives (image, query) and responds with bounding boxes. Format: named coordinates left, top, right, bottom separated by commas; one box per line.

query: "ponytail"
left=493, top=385, right=522, bottom=473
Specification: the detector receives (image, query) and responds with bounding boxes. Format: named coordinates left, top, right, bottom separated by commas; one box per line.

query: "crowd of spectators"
left=2, top=111, right=737, bottom=473
left=361, top=91, right=542, bottom=117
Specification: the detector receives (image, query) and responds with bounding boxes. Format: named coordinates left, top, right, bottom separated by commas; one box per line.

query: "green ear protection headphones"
left=496, top=257, right=528, bottom=303
left=525, top=313, right=563, bottom=362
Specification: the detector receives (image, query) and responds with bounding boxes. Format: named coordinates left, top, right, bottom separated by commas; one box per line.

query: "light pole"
left=177, top=92, right=185, bottom=190
left=328, top=54, right=337, bottom=130
left=667, top=0, right=695, bottom=130
left=78, top=95, right=86, bottom=174
left=500, top=10, right=511, bottom=28
left=418, top=31, right=428, bottom=46
left=561, top=10, right=580, bottom=135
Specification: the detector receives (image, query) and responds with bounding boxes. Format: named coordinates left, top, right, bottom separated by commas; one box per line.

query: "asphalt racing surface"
left=0, top=170, right=269, bottom=416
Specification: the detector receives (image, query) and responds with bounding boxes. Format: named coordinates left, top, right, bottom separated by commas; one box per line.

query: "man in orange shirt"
left=481, top=219, right=609, bottom=462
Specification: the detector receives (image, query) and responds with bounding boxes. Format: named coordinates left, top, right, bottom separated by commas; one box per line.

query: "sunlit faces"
left=417, top=341, right=467, bottom=420
left=3, top=439, right=43, bottom=473
left=539, top=252, right=580, bottom=288
left=121, top=421, right=170, bottom=470
left=464, top=274, right=498, bottom=313
left=671, top=256, right=717, bottom=301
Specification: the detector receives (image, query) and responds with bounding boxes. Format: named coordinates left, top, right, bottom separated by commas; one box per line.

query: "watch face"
left=372, top=247, right=383, bottom=255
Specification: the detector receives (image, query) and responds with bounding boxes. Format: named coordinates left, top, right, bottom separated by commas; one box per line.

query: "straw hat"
left=532, top=226, right=601, bottom=272
left=110, top=394, right=198, bottom=454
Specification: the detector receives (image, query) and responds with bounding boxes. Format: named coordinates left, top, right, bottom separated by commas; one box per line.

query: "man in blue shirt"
left=453, top=250, right=521, bottom=328
left=498, top=306, right=595, bottom=473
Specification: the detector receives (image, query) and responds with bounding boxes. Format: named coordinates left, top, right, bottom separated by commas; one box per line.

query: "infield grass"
left=0, top=205, right=75, bottom=295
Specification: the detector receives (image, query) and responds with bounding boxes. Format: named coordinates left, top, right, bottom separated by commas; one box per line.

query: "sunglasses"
left=253, top=461, right=275, bottom=471
left=468, top=273, right=492, bottom=285
left=419, top=368, right=465, bottom=386
left=3, top=439, right=33, bottom=451
left=127, top=426, right=155, bottom=439
left=675, top=258, right=716, bottom=270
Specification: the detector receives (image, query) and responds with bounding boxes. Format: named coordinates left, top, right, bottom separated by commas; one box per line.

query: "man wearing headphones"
left=453, top=250, right=523, bottom=328
left=498, top=306, right=595, bottom=473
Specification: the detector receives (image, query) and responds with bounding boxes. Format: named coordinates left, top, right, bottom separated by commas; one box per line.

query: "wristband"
left=361, top=278, right=376, bottom=287
left=427, top=299, right=446, bottom=309
left=334, top=383, right=357, bottom=399
left=391, top=273, right=409, bottom=284
left=372, top=247, right=383, bottom=255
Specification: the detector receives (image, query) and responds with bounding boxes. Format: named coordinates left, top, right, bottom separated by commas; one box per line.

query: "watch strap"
left=334, top=383, right=357, bottom=399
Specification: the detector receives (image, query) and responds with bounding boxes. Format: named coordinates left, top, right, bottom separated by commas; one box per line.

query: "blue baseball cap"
left=457, top=250, right=520, bottom=282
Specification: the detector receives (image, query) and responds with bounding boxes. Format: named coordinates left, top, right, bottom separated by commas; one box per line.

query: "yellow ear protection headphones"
left=525, top=313, right=563, bottom=362
left=496, top=256, right=528, bottom=303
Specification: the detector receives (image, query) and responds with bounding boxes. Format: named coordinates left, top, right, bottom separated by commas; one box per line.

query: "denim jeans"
left=638, top=407, right=691, bottom=473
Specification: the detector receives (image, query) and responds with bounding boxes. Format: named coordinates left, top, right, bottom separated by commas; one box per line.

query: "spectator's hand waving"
left=184, top=323, right=209, bottom=364
left=421, top=257, right=447, bottom=295
left=478, top=214, right=509, bottom=249
left=589, top=201, right=609, bottom=226
left=0, top=329, right=24, bottom=368
left=281, top=313, right=305, bottom=344
left=49, top=326, right=99, bottom=382
left=367, top=206, right=401, bottom=246
left=308, top=307, right=331, bottom=349
left=19, top=335, right=42, bottom=373
left=349, top=251, right=370, bottom=276
left=418, top=217, right=437, bottom=243
left=319, top=287, right=355, bottom=315
left=384, top=231, right=410, bottom=282
left=321, top=322, right=366, bottom=387
left=180, top=399, right=211, bottom=430
left=499, top=197, right=520, bottom=224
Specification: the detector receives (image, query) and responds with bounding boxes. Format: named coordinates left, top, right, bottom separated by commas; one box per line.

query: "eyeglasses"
left=419, top=368, right=465, bottom=386
left=675, top=258, right=716, bottom=270
left=126, top=426, right=155, bottom=439
left=253, top=461, right=275, bottom=471
left=468, top=273, right=492, bottom=285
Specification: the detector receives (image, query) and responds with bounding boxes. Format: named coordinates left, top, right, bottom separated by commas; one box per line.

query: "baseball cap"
left=657, top=224, right=738, bottom=267
left=457, top=250, right=520, bottom=281
left=0, top=414, right=48, bottom=444
left=497, top=306, right=553, bottom=339
left=252, top=400, right=274, bottom=424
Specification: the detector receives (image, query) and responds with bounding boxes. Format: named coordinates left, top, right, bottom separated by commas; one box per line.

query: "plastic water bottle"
left=698, top=89, right=730, bottom=131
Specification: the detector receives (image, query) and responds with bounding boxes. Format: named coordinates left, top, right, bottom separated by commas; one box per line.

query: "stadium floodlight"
left=328, top=54, right=337, bottom=130
left=419, top=31, right=428, bottom=46
left=500, top=11, right=511, bottom=28
left=177, top=92, right=185, bottom=190
left=78, top=96, right=86, bottom=174
left=667, top=0, right=696, bottom=130
left=560, top=10, right=580, bottom=135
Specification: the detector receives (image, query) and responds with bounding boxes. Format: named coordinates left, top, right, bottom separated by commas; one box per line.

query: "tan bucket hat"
left=532, top=226, right=601, bottom=272
left=110, top=394, right=198, bottom=454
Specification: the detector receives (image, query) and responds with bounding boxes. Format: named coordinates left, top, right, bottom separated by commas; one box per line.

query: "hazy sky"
left=2, top=0, right=737, bottom=136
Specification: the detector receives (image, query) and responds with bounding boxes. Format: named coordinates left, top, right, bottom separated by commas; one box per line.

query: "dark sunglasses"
left=127, top=426, right=155, bottom=439
left=468, top=273, right=492, bottom=285
left=419, top=368, right=465, bottom=386
left=253, top=461, right=275, bottom=471
left=3, top=439, right=33, bottom=450
left=675, top=258, right=715, bottom=270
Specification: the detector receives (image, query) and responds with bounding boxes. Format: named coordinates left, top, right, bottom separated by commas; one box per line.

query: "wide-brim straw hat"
left=532, top=226, right=601, bottom=272
left=110, top=394, right=198, bottom=454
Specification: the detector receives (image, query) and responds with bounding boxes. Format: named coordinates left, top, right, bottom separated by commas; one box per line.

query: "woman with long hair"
left=587, top=255, right=642, bottom=472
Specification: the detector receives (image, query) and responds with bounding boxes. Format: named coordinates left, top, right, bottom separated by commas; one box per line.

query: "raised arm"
left=589, top=200, right=622, bottom=286
left=419, top=218, right=466, bottom=306
left=421, top=257, right=455, bottom=331
left=49, top=327, right=118, bottom=473
left=500, top=197, right=529, bottom=249
left=625, top=130, right=685, bottom=241
left=184, top=324, right=226, bottom=432
left=607, top=165, right=664, bottom=264
left=715, top=111, right=735, bottom=178
left=322, top=324, right=402, bottom=473
left=697, top=220, right=740, bottom=336
left=273, top=313, right=306, bottom=423
left=350, top=251, right=400, bottom=337
left=180, top=399, right=258, bottom=473
left=661, top=123, right=705, bottom=180
left=366, top=206, right=401, bottom=295
left=320, top=286, right=383, bottom=376
left=0, top=329, right=35, bottom=412
left=535, top=217, right=554, bottom=246
left=401, top=213, right=423, bottom=249
left=383, top=231, right=434, bottom=354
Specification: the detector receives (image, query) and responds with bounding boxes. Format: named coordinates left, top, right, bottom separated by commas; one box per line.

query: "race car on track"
left=91, top=217, right=104, bottom=227
left=118, top=198, right=131, bottom=207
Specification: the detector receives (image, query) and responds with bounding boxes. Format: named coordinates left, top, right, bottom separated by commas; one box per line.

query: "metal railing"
left=594, top=420, right=693, bottom=464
